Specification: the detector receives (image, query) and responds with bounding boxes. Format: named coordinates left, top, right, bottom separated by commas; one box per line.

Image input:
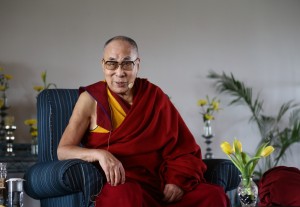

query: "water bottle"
left=0, top=163, right=7, bottom=207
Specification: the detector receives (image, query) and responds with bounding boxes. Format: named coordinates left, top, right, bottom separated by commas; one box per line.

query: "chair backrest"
left=37, top=89, right=78, bottom=162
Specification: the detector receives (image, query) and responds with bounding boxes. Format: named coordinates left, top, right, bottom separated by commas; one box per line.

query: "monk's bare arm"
left=57, top=92, right=125, bottom=186
left=57, top=92, right=98, bottom=161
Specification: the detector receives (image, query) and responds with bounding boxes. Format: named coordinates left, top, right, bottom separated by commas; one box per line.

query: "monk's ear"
left=136, top=58, right=140, bottom=73
left=101, top=59, right=105, bottom=72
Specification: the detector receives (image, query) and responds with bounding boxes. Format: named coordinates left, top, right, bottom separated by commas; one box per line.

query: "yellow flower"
left=220, top=142, right=234, bottom=155
left=4, top=74, right=13, bottom=80
left=31, top=131, right=38, bottom=137
left=220, top=139, right=274, bottom=180
left=233, top=139, right=242, bottom=153
left=204, top=114, right=214, bottom=121
left=260, top=146, right=274, bottom=157
left=197, top=99, right=207, bottom=106
left=211, top=101, right=220, bottom=111
left=24, top=119, right=37, bottom=126
left=0, top=85, right=5, bottom=91
left=33, top=86, right=44, bottom=92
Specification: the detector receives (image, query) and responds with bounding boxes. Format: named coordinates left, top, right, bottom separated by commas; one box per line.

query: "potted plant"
left=208, top=71, right=300, bottom=177
left=220, top=139, right=274, bottom=206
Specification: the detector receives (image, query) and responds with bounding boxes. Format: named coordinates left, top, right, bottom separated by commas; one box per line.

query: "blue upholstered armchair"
left=24, top=89, right=240, bottom=207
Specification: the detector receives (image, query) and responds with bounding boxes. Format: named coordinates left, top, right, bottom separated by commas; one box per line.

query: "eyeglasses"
left=103, top=58, right=139, bottom=71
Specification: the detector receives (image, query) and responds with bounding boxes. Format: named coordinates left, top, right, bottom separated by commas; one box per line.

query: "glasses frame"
left=102, top=58, right=139, bottom=71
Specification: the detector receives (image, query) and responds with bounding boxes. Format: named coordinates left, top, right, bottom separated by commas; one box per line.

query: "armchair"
left=24, top=89, right=240, bottom=207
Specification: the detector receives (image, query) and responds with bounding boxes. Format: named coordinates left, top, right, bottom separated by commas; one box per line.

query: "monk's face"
left=102, top=40, right=140, bottom=96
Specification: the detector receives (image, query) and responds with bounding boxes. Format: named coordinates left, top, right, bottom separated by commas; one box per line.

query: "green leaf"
left=228, top=155, right=244, bottom=174
left=277, top=101, right=299, bottom=122
left=244, top=156, right=261, bottom=176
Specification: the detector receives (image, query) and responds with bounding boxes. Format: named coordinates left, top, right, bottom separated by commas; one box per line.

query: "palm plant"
left=207, top=70, right=300, bottom=177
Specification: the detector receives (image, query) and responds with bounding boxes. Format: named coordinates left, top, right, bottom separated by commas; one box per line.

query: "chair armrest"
left=203, top=159, right=240, bottom=192
left=24, top=159, right=104, bottom=204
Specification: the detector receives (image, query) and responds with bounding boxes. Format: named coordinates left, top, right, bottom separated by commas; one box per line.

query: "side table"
left=0, top=143, right=37, bottom=173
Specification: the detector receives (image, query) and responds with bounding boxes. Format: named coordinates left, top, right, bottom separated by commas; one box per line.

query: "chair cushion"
left=24, top=159, right=103, bottom=206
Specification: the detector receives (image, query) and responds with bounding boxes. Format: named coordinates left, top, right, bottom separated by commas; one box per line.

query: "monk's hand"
left=163, top=184, right=184, bottom=203
left=97, top=149, right=125, bottom=186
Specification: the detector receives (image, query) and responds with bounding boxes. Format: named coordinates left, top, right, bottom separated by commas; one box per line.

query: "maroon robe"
left=259, top=166, right=300, bottom=206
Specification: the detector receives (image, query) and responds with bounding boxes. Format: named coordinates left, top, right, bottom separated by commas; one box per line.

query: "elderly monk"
left=57, top=36, right=229, bottom=207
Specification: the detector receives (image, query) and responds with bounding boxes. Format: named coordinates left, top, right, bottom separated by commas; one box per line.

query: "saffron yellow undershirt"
left=91, top=88, right=126, bottom=133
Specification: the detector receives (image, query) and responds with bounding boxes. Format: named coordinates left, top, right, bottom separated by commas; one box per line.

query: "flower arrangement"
left=24, top=119, right=38, bottom=138
left=221, top=139, right=274, bottom=205
left=24, top=119, right=38, bottom=155
left=197, top=96, right=220, bottom=122
left=220, top=139, right=274, bottom=184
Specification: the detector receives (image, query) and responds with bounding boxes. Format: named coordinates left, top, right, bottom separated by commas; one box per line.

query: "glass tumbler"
left=6, top=178, right=25, bottom=207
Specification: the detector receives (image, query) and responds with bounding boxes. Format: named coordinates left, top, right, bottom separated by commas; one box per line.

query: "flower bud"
left=233, top=139, right=242, bottom=153
left=197, top=99, right=207, bottom=106
left=212, top=101, right=220, bottom=111
left=24, top=119, right=37, bottom=126
left=220, top=142, right=234, bottom=155
left=41, top=71, right=47, bottom=83
left=31, top=131, right=38, bottom=137
left=261, top=146, right=274, bottom=157
left=204, top=114, right=214, bottom=121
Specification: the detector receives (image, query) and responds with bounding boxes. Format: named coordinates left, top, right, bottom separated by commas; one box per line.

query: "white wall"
left=1, top=0, right=300, bottom=168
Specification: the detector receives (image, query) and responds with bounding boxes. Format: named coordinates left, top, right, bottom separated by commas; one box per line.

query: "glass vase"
left=31, top=136, right=38, bottom=155
left=203, top=120, right=213, bottom=137
left=202, top=120, right=214, bottom=159
left=237, top=175, right=258, bottom=207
